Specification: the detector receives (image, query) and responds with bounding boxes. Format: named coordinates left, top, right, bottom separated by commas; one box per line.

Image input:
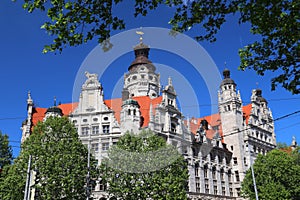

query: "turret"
left=123, top=32, right=160, bottom=98
left=120, top=99, right=141, bottom=134
left=44, top=97, right=63, bottom=119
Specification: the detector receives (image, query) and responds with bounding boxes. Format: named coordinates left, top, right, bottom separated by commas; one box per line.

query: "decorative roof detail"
left=220, top=68, right=236, bottom=87
left=45, top=106, right=63, bottom=116
left=122, top=99, right=140, bottom=108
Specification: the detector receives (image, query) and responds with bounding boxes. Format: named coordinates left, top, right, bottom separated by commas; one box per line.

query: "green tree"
left=100, top=130, right=188, bottom=200
left=0, top=131, right=13, bottom=170
left=0, top=116, right=97, bottom=199
left=16, top=0, right=300, bottom=94
left=241, top=149, right=300, bottom=200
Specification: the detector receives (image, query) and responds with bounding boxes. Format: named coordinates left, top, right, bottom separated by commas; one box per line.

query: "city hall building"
left=21, top=39, right=277, bottom=199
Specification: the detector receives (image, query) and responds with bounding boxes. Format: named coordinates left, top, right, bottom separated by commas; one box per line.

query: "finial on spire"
left=54, top=96, right=57, bottom=106
left=28, top=91, right=32, bottom=100
left=168, top=77, right=173, bottom=86
left=223, top=68, right=230, bottom=79
left=224, top=61, right=227, bottom=68
left=136, top=27, right=144, bottom=43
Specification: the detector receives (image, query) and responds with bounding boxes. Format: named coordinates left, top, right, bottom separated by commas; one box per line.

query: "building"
left=21, top=39, right=277, bottom=199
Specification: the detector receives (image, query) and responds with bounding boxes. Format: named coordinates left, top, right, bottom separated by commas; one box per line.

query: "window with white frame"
left=102, top=142, right=109, bottom=151
left=91, top=143, right=99, bottom=152
left=102, top=125, right=110, bottom=134
left=81, top=127, right=89, bottom=135
left=92, top=126, right=99, bottom=134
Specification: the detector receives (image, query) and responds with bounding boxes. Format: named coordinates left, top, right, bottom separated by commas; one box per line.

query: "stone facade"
left=21, top=40, right=276, bottom=200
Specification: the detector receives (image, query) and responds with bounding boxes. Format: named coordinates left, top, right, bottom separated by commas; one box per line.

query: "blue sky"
left=0, top=1, right=299, bottom=157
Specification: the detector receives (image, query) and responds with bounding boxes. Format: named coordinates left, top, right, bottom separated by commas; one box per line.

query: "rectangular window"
left=214, top=185, right=218, bottom=195
left=212, top=170, right=216, bottom=180
left=196, top=177, right=200, bottom=193
left=204, top=167, right=208, bottom=178
left=81, top=127, right=89, bottom=135
left=229, top=187, right=233, bottom=196
left=233, top=157, right=238, bottom=165
left=195, top=166, right=199, bottom=177
left=205, top=179, right=209, bottom=194
left=235, top=171, right=240, bottom=182
left=222, top=187, right=226, bottom=196
left=91, top=143, right=98, bottom=152
left=92, top=126, right=99, bottom=134
left=102, top=142, right=109, bottom=151
left=236, top=188, right=241, bottom=197
left=103, top=125, right=110, bottom=134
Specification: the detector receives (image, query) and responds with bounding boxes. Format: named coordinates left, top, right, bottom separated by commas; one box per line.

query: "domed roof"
left=45, top=106, right=63, bottom=116
left=128, top=42, right=155, bottom=71
left=255, top=89, right=267, bottom=103
left=220, top=69, right=236, bottom=86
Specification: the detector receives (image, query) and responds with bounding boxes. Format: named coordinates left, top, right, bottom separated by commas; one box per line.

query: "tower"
left=123, top=33, right=160, bottom=99
left=218, top=69, right=244, bottom=197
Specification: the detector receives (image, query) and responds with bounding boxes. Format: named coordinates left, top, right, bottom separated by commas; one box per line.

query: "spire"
left=168, top=77, right=173, bottom=86
left=54, top=96, right=57, bottom=106
left=291, top=136, right=297, bottom=150
left=27, top=91, right=33, bottom=105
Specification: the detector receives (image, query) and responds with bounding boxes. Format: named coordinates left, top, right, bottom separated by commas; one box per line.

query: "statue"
left=85, top=71, right=98, bottom=80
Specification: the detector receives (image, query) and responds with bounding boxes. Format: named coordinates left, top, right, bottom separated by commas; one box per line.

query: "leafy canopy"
left=0, top=116, right=97, bottom=200
left=100, top=130, right=189, bottom=200
left=241, top=148, right=300, bottom=200
left=16, top=0, right=299, bottom=93
left=0, top=131, right=13, bottom=170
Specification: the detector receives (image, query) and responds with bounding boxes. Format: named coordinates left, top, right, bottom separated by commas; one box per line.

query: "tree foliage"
left=100, top=130, right=189, bottom=200
left=241, top=148, right=300, bottom=200
left=16, top=0, right=299, bottom=93
left=0, top=131, right=13, bottom=170
left=0, top=117, right=97, bottom=199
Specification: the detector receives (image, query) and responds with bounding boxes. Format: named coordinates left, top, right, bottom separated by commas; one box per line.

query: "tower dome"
left=220, top=69, right=236, bottom=87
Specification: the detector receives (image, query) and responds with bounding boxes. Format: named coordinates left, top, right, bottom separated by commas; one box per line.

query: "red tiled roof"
left=133, top=96, right=162, bottom=127
left=31, top=103, right=78, bottom=126
left=31, top=100, right=252, bottom=139
left=186, top=104, right=253, bottom=142
left=31, top=97, right=163, bottom=128
left=104, top=96, right=163, bottom=127
left=104, top=98, right=123, bottom=123
left=187, top=113, right=223, bottom=141
left=32, top=107, right=47, bottom=126
left=243, top=103, right=252, bottom=125
left=58, top=102, right=78, bottom=115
